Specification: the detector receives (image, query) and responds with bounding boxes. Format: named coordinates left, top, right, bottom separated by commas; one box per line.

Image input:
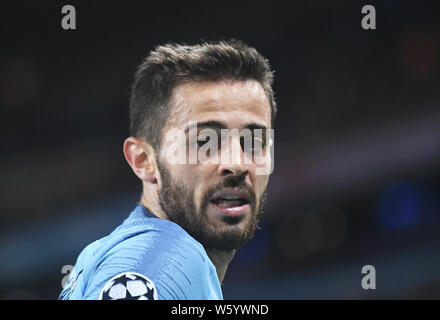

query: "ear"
left=123, top=137, right=157, bottom=183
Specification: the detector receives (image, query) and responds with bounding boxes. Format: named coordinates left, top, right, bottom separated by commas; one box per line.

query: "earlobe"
left=123, top=137, right=157, bottom=183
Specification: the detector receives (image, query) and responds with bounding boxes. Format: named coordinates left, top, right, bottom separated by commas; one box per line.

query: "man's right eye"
left=197, top=136, right=210, bottom=147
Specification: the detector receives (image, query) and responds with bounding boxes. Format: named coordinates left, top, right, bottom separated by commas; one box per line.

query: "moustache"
left=202, top=173, right=257, bottom=211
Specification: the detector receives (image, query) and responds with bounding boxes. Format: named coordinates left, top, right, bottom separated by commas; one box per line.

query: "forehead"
left=165, top=80, right=271, bottom=130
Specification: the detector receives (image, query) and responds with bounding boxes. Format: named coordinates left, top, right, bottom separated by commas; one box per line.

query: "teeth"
left=216, top=199, right=244, bottom=207
left=221, top=194, right=241, bottom=200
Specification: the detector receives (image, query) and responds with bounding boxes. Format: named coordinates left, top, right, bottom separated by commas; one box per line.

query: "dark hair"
left=129, top=39, right=277, bottom=149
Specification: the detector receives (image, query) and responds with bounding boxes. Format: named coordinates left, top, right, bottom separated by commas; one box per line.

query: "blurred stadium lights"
left=0, top=194, right=137, bottom=288
left=267, top=108, right=440, bottom=217
left=0, top=57, right=43, bottom=108
left=234, top=226, right=272, bottom=265
left=276, top=213, right=312, bottom=259
left=376, top=181, right=439, bottom=230
left=224, top=238, right=440, bottom=299
left=275, top=205, right=346, bottom=260
left=401, top=32, right=438, bottom=77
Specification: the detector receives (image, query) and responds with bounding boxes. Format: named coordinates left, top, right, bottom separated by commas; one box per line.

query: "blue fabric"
left=59, top=205, right=223, bottom=300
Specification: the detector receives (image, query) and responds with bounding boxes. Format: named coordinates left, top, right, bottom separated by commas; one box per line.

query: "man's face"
left=156, top=80, right=272, bottom=250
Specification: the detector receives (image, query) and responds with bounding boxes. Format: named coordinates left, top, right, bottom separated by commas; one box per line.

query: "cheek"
left=178, top=165, right=204, bottom=201
left=186, top=164, right=218, bottom=207
left=178, top=162, right=207, bottom=185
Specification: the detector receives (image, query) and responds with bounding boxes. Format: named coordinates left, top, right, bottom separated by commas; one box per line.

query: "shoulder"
left=83, top=218, right=221, bottom=300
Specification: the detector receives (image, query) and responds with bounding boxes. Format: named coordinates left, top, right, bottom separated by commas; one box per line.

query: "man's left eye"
left=240, top=135, right=266, bottom=152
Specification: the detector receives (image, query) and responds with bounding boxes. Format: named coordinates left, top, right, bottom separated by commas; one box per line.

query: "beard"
left=156, top=160, right=267, bottom=250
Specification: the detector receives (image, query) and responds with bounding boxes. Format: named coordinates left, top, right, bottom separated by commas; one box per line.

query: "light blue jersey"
left=59, top=205, right=223, bottom=300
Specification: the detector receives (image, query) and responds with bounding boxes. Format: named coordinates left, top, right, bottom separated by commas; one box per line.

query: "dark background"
left=1, top=0, right=440, bottom=299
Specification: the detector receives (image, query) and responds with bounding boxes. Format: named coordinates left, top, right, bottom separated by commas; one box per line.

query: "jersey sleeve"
left=82, top=222, right=222, bottom=300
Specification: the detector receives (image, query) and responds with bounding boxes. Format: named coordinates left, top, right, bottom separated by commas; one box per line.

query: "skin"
left=123, top=79, right=272, bottom=283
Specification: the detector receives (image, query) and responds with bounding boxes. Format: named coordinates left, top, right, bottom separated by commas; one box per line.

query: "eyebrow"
left=184, top=121, right=226, bottom=133
left=245, top=123, right=268, bottom=131
left=184, top=121, right=268, bottom=133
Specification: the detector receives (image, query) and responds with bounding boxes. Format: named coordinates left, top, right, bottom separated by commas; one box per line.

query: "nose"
left=217, top=135, right=250, bottom=177
left=219, top=166, right=249, bottom=178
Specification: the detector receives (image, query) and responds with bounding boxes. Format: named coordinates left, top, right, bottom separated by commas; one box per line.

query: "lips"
left=208, top=187, right=251, bottom=219
left=210, top=188, right=250, bottom=207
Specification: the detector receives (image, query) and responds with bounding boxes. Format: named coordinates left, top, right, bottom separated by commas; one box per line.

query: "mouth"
left=209, top=188, right=251, bottom=218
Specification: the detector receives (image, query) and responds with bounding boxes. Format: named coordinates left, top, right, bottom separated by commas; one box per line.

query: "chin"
left=199, top=215, right=256, bottom=250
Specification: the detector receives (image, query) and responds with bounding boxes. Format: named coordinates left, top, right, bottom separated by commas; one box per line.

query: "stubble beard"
left=157, top=160, right=267, bottom=251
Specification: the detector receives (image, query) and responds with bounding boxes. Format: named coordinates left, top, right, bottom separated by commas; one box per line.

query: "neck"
left=140, top=187, right=168, bottom=220
left=206, top=249, right=235, bottom=283
left=140, top=186, right=235, bottom=283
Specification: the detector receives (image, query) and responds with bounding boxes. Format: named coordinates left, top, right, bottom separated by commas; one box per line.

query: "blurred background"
left=1, top=0, right=439, bottom=299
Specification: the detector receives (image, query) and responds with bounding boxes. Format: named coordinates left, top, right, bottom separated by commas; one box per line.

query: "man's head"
left=124, top=40, right=276, bottom=250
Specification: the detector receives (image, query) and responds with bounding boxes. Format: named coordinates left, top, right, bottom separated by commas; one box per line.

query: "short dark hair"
left=129, top=39, right=277, bottom=149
